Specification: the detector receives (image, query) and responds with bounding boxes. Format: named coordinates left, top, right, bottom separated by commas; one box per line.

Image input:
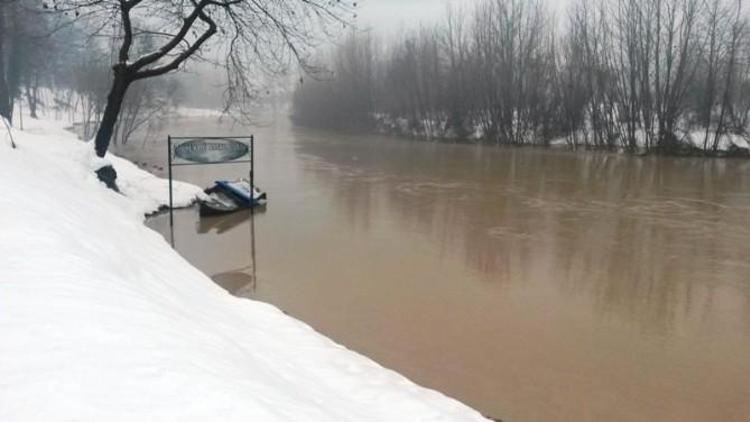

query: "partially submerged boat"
left=199, top=179, right=267, bottom=217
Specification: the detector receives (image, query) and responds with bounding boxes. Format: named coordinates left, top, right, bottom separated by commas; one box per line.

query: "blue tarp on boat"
left=215, top=180, right=266, bottom=206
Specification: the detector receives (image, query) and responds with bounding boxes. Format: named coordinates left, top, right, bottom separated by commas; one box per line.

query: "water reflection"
left=141, top=118, right=750, bottom=421
left=297, top=136, right=750, bottom=340
left=197, top=208, right=266, bottom=235
left=148, top=206, right=260, bottom=300
left=294, top=132, right=750, bottom=420
left=212, top=269, right=256, bottom=296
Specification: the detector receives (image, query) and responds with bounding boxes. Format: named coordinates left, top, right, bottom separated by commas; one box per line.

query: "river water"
left=130, top=115, right=750, bottom=421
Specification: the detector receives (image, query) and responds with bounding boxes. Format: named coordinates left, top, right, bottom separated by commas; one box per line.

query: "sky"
left=356, top=0, right=572, bottom=36
left=357, top=0, right=480, bottom=35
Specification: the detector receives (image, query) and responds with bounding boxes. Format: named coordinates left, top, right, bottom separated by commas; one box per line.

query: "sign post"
left=168, top=135, right=174, bottom=229
left=167, top=136, right=255, bottom=246
left=250, top=135, right=254, bottom=208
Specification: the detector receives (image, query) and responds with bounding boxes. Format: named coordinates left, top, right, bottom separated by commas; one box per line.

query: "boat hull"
left=199, top=180, right=267, bottom=217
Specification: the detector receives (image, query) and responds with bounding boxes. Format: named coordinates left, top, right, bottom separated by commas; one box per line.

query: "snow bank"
left=0, top=117, right=485, bottom=422
left=8, top=117, right=204, bottom=215
left=681, top=130, right=750, bottom=151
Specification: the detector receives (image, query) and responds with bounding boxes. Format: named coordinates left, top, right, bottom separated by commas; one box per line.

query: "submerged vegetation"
left=294, top=0, right=750, bottom=156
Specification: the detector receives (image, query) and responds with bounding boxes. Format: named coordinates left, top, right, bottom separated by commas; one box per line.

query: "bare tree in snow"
left=43, top=0, right=355, bottom=166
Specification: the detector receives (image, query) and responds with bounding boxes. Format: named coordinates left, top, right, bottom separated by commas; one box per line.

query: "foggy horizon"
left=359, top=0, right=572, bottom=36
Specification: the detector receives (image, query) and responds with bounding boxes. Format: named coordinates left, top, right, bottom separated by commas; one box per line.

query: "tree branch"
left=132, top=8, right=217, bottom=80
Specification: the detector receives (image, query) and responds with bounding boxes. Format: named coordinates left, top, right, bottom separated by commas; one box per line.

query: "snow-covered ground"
left=550, top=128, right=750, bottom=152
left=0, top=116, right=485, bottom=421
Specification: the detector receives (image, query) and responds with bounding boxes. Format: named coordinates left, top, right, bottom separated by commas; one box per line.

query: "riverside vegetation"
left=294, top=0, right=750, bottom=156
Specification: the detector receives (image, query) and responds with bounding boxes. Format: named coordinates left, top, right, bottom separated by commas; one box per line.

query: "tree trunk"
left=26, top=84, right=37, bottom=119
left=0, top=59, right=10, bottom=122
left=0, top=4, right=11, bottom=123
left=94, top=68, right=131, bottom=157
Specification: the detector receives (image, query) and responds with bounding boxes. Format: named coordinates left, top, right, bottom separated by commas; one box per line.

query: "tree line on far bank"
left=293, top=0, right=750, bottom=155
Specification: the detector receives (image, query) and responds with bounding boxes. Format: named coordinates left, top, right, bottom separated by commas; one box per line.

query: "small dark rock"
left=96, top=164, right=120, bottom=192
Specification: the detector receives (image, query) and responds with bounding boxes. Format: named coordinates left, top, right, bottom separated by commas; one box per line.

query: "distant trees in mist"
left=294, top=0, right=750, bottom=155
left=0, top=0, right=57, bottom=122
left=0, top=1, right=181, bottom=146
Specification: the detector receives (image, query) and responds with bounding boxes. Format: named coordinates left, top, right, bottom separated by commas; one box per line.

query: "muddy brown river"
left=130, top=115, right=750, bottom=421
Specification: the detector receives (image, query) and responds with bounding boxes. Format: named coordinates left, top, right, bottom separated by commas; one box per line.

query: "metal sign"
left=171, top=137, right=251, bottom=165
left=167, top=135, right=255, bottom=238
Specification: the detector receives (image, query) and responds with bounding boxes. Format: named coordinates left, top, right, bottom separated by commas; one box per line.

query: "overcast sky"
left=356, top=0, right=571, bottom=36
left=356, top=0, right=478, bottom=35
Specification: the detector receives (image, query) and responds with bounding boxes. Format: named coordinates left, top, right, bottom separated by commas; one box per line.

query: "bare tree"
left=0, top=1, right=10, bottom=121
left=0, top=1, right=60, bottom=123
left=45, top=0, right=354, bottom=164
left=442, top=5, right=472, bottom=138
left=713, top=0, right=745, bottom=152
left=293, top=30, right=380, bottom=130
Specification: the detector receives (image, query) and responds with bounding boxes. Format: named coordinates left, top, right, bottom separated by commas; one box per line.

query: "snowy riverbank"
left=0, top=117, right=486, bottom=421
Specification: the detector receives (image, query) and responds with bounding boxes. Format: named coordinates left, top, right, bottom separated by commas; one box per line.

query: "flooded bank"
left=137, top=116, right=750, bottom=421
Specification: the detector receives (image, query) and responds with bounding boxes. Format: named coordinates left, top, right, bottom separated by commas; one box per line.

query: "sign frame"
left=167, top=135, right=255, bottom=232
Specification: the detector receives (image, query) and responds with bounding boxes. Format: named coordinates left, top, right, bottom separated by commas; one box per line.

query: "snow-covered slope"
left=0, top=118, right=485, bottom=421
